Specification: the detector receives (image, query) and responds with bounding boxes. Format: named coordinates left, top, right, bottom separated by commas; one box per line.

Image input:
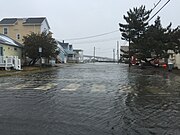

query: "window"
left=69, top=45, right=72, bottom=51
left=0, top=47, right=3, bottom=56
left=3, top=27, right=8, bottom=35
left=14, top=48, right=17, bottom=51
left=16, top=34, right=20, bottom=40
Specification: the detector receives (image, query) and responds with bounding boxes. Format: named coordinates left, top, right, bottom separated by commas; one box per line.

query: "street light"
left=128, top=30, right=131, bottom=67
left=93, top=46, right=95, bottom=63
left=39, top=47, right=42, bottom=67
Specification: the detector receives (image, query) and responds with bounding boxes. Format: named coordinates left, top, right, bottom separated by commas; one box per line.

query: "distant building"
left=73, top=49, right=84, bottom=63
left=56, top=41, right=67, bottom=63
left=120, top=46, right=129, bottom=52
left=0, top=17, right=50, bottom=43
left=57, top=41, right=84, bottom=63
left=120, top=46, right=129, bottom=63
left=59, top=41, right=75, bottom=63
left=167, top=50, right=180, bottom=69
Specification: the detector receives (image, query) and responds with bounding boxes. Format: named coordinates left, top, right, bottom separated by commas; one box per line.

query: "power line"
left=71, top=37, right=120, bottom=44
left=63, top=30, right=119, bottom=41
left=152, top=0, right=162, bottom=11
left=148, top=0, right=171, bottom=23
left=60, top=0, right=168, bottom=42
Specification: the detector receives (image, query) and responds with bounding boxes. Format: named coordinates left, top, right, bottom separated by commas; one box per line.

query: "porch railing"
left=0, top=56, right=21, bottom=70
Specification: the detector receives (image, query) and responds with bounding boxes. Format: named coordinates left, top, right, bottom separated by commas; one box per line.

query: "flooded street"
left=0, top=63, right=180, bottom=135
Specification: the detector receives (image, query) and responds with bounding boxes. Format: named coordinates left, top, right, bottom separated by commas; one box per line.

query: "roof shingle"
left=0, top=18, right=17, bottom=25
left=23, top=17, right=46, bottom=24
left=0, top=34, right=23, bottom=47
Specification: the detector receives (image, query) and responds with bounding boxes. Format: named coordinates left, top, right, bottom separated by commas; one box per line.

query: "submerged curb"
left=0, top=67, right=54, bottom=77
left=0, top=64, right=73, bottom=77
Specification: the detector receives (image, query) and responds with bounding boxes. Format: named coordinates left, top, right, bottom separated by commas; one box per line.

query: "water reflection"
left=0, top=64, right=179, bottom=135
left=112, top=67, right=180, bottom=134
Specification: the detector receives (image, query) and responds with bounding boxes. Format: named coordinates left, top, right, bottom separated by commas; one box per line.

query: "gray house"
left=59, top=41, right=75, bottom=63
left=56, top=40, right=84, bottom=63
left=56, top=41, right=67, bottom=63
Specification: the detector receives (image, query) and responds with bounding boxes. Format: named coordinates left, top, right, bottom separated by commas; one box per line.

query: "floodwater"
left=0, top=63, right=179, bottom=135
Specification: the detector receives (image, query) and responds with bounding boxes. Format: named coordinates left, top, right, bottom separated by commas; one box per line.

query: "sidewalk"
left=0, top=66, right=50, bottom=77
left=0, top=63, right=75, bottom=77
left=129, top=65, right=180, bottom=77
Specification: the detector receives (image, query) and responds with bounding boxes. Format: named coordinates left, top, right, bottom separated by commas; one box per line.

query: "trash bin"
left=168, top=58, right=174, bottom=71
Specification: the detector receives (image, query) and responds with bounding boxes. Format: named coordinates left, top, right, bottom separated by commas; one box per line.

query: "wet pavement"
left=0, top=63, right=180, bottom=135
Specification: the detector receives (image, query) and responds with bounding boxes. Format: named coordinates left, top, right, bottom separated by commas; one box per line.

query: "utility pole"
left=39, top=47, right=42, bottom=69
left=117, top=41, right=119, bottom=62
left=113, top=49, right=115, bottom=62
left=93, top=46, right=95, bottom=63
left=129, top=37, right=131, bottom=67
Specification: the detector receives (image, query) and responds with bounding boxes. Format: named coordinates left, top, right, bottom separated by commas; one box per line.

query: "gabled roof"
left=23, top=17, right=45, bottom=24
left=58, top=41, right=75, bottom=55
left=73, top=49, right=83, bottom=52
left=0, top=17, right=50, bottom=29
left=23, top=17, right=50, bottom=29
left=56, top=40, right=66, bottom=54
left=0, top=18, right=17, bottom=25
left=59, top=41, right=69, bottom=48
left=0, top=34, right=23, bottom=48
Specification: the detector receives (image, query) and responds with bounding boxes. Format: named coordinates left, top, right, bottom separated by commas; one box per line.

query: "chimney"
left=23, top=18, right=27, bottom=23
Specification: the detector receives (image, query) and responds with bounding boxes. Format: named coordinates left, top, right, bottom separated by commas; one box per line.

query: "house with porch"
left=56, top=41, right=84, bottom=63
left=59, top=41, right=75, bottom=63
left=73, top=49, right=84, bottom=63
left=0, top=34, right=23, bottom=70
left=0, top=17, right=54, bottom=66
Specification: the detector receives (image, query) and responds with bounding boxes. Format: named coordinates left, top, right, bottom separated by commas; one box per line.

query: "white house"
left=73, top=49, right=84, bottom=63
left=0, top=34, right=22, bottom=70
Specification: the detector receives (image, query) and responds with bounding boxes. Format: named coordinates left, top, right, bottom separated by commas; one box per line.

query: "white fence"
left=0, top=56, right=21, bottom=70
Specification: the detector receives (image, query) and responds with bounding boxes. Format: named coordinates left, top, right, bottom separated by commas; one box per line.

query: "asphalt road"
left=0, top=63, right=179, bottom=135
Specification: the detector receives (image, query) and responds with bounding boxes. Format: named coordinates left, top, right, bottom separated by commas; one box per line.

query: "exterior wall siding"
left=41, top=20, right=49, bottom=33
left=0, top=43, right=22, bottom=59
left=0, top=19, right=41, bottom=44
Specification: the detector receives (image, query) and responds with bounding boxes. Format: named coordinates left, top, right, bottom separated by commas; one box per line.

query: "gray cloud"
left=0, top=0, right=179, bottom=57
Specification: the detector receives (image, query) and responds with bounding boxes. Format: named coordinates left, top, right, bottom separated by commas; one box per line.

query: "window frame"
left=3, top=27, right=8, bottom=35
left=16, top=33, right=21, bottom=40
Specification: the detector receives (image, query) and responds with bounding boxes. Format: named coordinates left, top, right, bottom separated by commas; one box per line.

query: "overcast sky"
left=1, top=0, right=179, bottom=58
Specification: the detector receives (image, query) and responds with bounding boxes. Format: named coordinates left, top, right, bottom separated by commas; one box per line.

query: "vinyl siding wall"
left=0, top=43, right=22, bottom=59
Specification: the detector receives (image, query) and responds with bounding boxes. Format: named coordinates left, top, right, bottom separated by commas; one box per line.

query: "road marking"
left=119, top=85, right=132, bottom=90
left=91, top=84, right=106, bottom=92
left=7, top=84, right=34, bottom=89
left=118, top=84, right=133, bottom=93
left=34, top=83, right=58, bottom=90
left=0, top=83, right=10, bottom=87
left=61, top=83, right=80, bottom=91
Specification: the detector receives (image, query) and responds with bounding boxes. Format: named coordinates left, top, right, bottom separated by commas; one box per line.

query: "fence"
left=0, top=56, right=21, bottom=70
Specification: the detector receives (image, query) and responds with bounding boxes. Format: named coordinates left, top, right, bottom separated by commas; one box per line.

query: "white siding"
left=41, top=19, right=50, bottom=33
left=175, top=53, right=180, bottom=69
